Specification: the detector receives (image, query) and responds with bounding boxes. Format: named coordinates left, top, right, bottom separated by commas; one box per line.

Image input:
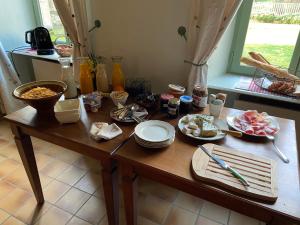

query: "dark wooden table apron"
left=115, top=107, right=300, bottom=225
left=4, top=98, right=136, bottom=225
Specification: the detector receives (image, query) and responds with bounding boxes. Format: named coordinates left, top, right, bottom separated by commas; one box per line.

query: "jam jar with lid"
left=168, top=98, right=180, bottom=118
left=192, top=85, right=208, bottom=109
left=180, top=95, right=193, bottom=114
left=160, top=93, right=174, bottom=112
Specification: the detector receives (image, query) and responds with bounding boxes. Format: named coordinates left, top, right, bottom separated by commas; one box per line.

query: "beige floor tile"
left=0, top=209, right=10, bottom=223
left=138, top=178, right=178, bottom=202
left=0, top=142, right=18, bottom=158
left=5, top=167, right=53, bottom=192
left=74, top=172, right=102, bottom=194
left=93, top=185, right=104, bottom=199
left=76, top=196, right=106, bottom=225
left=196, top=216, right=224, bottom=225
left=0, top=136, right=10, bottom=146
left=229, top=211, right=260, bottom=225
left=137, top=216, right=160, bottom=225
left=0, top=154, right=6, bottom=163
left=56, top=187, right=90, bottom=214
left=164, top=206, right=197, bottom=225
left=73, top=157, right=102, bottom=173
left=67, top=216, right=93, bottom=225
left=40, top=158, right=70, bottom=178
left=138, top=193, right=172, bottom=224
left=35, top=153, right=55, bottom=171
left=0, top=159, right=20, bottom=178
left=14, top=196, right=51, bottom=224
left=54, top=148, right=82, bottom=164
left=44, top=180, right=71, bottom=204
left=8, top=151, right=22, bottom=163
left=174, top=191, right=204, bottom=213
left=56, top=165, right=87, bottom=186
left=200, top=201, right=230, bottom=224
left=34, top=205, right=72, bottom=225
left=31, top=139, right=52, bottom=153
left=2, top=216, right=26, bottom=225
left=0, top=180, right=16, bottom=200
left=0, top=187, right=32, bottom=214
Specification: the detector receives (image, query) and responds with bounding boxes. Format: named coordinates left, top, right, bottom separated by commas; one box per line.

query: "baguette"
left=248, top=52, right=270, bottom=64
left=240, top=57, right=300, bottom=84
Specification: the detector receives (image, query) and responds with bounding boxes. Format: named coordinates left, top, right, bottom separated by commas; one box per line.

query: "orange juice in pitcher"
left=111, top=56, right=125, bottom=91
left=79, top=57, right=94, bottom=94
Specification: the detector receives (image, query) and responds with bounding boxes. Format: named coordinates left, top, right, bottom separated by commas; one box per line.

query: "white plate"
left=178, top=115, right=226, bottom=141
left=227, top=112, right=280, bottom=137
left=134, top=134, right=175, bottom=148
left=135, top=120, right=175, bottom=142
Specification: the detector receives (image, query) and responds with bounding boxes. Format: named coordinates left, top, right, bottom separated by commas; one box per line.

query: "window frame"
left=227, top=0, right=300, bottom=76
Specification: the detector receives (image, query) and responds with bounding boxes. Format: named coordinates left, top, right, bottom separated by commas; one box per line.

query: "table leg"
left=101, top=159, right=119, bottom=225
left=11, top=124, right=44, bottom=204
left=121, top=164, right=138, bottom=225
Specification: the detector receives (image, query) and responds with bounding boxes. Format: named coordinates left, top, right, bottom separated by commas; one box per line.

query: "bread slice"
left=201, top=121, right=218, bottom=137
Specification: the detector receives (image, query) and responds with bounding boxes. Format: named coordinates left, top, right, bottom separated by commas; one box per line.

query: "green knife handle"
left=228, top=167, right=250, bottom=187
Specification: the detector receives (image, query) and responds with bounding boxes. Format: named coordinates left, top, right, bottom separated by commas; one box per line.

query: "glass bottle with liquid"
left=79, top=57, right=94, bottom=94
left=111, top=56, right=125, bottom=91
left=96, top=57, right=109, bottom=93
left=58, top=57, right=77, bottom=99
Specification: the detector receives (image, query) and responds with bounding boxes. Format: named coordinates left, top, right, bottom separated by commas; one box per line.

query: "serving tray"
left=192, top=144, right=277, bottom=203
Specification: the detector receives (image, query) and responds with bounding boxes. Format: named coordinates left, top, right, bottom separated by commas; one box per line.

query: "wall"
left=0, top=0, right=37, bottom=51
left=89, top=0, right=236, bottom=93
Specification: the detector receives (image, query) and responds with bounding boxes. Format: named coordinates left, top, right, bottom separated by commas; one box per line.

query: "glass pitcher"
left=78, top=57, right=93, bottom=94
left=58, top=57, right=77, bottom=99
left=111, top=56, right=125, bottom=91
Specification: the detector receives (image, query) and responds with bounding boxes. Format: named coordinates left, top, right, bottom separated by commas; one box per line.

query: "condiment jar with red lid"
left=160, top=93, right=174, bottom=112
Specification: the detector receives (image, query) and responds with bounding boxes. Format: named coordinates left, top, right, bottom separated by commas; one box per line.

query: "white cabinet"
left=32, top=58, right=61, bottom=81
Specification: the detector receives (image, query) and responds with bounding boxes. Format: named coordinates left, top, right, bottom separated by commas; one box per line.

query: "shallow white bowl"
left=54, top=99, right=80, bottom=123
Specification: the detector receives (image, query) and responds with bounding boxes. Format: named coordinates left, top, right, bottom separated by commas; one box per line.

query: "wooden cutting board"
left=192, top=143, right=277, bottom=203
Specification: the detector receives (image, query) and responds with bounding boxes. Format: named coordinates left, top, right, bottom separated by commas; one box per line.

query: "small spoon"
left=266, top=134, right=289, bottom=163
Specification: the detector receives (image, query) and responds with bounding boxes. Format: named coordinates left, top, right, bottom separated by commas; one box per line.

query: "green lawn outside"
left=242, top=44, right=294, bottom=68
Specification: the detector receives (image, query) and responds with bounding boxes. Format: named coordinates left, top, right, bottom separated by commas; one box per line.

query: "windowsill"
left=12, top=48, right=60, bottom=63
left=208, top=73, right=300, bottom=105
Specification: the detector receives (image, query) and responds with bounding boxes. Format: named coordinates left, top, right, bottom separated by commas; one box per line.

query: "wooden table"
left=115, top=107, right=300, bottom=225
left=4, top=98, right=135, bottom=225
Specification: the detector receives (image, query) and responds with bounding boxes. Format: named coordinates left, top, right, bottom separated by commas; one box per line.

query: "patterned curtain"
left=53, top=0, right=90, bottom=82
left=186, top=0, right=243, bottom=94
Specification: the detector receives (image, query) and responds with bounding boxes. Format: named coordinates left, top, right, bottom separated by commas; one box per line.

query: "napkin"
left=90, top=122, right=122, bottom=141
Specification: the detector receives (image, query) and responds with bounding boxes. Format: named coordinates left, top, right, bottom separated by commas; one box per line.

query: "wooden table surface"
left=5, top=98, right=135, bottom=158
left=116, top=107, right=300, bottom=224
left=4, top=98, right=136, bottom=225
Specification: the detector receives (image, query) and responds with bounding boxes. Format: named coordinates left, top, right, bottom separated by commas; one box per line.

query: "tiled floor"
left=0, top=119, right=266, bottom=225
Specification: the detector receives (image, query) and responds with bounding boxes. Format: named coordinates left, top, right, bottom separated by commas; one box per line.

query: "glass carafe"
left=79, top=57, right=93, bottom=94
left=96, top=57, right=110, bottom=93
left=58, top=57, right=77, bottom=99
left=111, top=56, right=125, bottom=91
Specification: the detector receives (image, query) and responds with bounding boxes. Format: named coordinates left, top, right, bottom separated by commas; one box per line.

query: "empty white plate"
left=134, top=120, right=175, bottom=142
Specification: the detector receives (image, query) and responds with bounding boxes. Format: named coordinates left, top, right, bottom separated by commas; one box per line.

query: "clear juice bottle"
left=111, top=56, right=125, bottom=91
left=79, top=57, right=94, bottom=94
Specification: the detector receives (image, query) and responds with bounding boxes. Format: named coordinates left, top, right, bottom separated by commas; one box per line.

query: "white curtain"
left=53, top=0, right=90, bottom=82
left=186, top=0, right=243, bottom=94
left=0, top=41, right=25, bottom=114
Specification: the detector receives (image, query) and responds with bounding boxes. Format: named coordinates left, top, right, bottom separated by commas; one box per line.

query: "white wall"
left=89, top=0, right=236, bottom=93
left=0, top=0, right=37, bottom=51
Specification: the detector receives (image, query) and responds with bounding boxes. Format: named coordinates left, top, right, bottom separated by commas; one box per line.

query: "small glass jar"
left=160, top=93, right=174, bottom=112
left=192, top=85, right=208, bottom=109
left=168, top=98, right=180, bottom=118
left=180, top=95, right=193, bottom=114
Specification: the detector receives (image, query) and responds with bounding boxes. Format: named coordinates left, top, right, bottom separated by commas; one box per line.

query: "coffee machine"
left=25, top=27, right=54, bottom=55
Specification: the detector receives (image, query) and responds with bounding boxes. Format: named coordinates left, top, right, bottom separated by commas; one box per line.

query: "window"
left=228, top=0, right=300, bottom=76
left=33, top=0, right=67, bottom=43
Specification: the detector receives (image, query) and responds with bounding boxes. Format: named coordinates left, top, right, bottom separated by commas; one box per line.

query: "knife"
left=198, top=145, right=250, bottom=187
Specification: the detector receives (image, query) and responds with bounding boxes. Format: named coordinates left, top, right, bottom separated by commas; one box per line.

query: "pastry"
left=268, top=81, right=295, bottom=94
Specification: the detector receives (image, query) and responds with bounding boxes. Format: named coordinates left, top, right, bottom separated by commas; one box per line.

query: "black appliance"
left=25, top=27, right=54, bottom=55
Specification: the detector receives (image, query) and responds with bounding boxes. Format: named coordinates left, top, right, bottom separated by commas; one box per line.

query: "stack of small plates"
left=134, top=120, right=175, bottom=148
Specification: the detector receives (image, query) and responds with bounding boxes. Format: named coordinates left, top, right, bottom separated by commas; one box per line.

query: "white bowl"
left=54, top=99, right=81, bottom=123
